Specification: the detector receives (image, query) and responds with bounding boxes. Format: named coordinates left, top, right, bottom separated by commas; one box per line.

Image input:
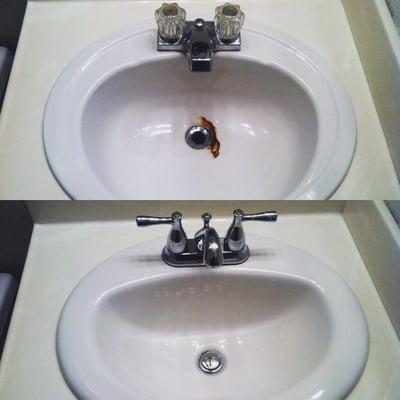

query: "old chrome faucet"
left=136, top=209, right=277, bottom=268
left=155, top=2, right=245, bottom=71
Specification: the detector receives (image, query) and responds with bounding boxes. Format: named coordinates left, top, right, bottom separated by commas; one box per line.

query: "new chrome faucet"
left=155, top=2, right=245, bottom=71
left=136, top=209, right=277, bottom=268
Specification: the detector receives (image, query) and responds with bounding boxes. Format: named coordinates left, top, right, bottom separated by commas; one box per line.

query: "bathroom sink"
left=57, top=235, right=368, bottom=400
left=44, top=21, right=356, bottom=199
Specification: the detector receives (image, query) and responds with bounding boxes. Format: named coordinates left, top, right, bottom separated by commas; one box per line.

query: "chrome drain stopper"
left=198, top=350, right=225, bottom=374
left=185, top=126, right=211, bottom=150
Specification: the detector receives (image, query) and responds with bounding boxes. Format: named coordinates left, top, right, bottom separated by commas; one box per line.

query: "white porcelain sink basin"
left=44, top=22, right=356, bottom=199
left=57, top=235, right=368, bottom=400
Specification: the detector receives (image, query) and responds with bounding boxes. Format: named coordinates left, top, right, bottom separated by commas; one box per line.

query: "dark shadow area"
left=0, top=201, right=33, bottom=280
left=0, top=0, right=27, bottom=52
left=0, top=0, right=27, bottom=110
left=0, top=201, right=33, bottom=359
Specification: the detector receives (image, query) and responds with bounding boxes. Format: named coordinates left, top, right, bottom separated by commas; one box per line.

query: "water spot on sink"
left=199, top=116, right=220, bottom=158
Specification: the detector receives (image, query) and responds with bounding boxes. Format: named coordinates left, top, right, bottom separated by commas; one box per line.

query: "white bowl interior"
left=96, top=272, right=331, bottom=400
left=82, top=57, right=318, bottom=199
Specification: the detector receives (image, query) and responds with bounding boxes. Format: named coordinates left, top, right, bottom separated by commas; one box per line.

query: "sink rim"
left=43, top=20, right=357, bottom=200
left=56, top=234, right=368, bottom=400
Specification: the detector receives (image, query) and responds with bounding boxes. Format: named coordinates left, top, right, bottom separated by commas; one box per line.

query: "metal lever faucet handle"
left=241, top=210, right=278, bottom=222
left=136, top=215, right=175, bottom=226
left=225, top=209, right=278, bottom=251
left=136, top=212, right=187, bottom=254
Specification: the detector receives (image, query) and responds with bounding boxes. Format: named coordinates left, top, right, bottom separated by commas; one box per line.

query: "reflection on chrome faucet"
left=136, top=209, right=277, bottom=268
left=194, top=213, right=224, bottom=268
left=155, top=2, right=245, bottom=71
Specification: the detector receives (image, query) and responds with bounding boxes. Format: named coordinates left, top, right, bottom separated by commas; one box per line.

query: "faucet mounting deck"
left=155, top=3, right=245, bottom=71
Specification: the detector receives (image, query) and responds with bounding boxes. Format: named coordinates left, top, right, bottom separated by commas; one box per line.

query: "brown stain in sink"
left=199, top=116, right=220, bottom=159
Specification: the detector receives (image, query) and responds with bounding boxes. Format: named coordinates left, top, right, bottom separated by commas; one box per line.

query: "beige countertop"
left=0, top=0, right=398, bottom=199
left=0, top=207, right=399, bottom=399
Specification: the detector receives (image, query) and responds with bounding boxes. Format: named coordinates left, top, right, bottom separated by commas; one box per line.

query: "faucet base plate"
left=162, top=239, right=249, bottom=268
left=157, top=20, right=241, bottom=71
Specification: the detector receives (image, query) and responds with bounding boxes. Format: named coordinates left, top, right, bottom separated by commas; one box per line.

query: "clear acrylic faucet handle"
left=155, top=3, right=186, bottom=42
left=214, top=3, right=245, bottom=43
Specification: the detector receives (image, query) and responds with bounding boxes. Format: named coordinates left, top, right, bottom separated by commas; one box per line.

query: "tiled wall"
left=343, top=0, right=400, bottom=181
left=386, top=201, right=400, bottom=226
left=344, top=201, right=400, bottom=339
left=386, top=0, right=400, bottom=31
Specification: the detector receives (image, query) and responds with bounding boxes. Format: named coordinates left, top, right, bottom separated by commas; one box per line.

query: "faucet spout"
left=189, top=42, right=212, bottom=72
left=203, top=227, right=223, bottom=268
left=194, top=213, right=223, bottom=268
left=189, top=19, right=213, bottom=71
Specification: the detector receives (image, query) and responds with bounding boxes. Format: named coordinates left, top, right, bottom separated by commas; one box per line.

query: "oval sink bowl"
left=57, top=235, right=368, bottom=400
left=44, top=22, right=356, bottom=199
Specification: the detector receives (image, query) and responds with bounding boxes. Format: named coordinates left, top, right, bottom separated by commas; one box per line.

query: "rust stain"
left=199, top=116, right=220, bottom=159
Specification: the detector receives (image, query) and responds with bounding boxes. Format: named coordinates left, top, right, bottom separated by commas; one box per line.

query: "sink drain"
left=198, top=350, right=225, bottom=374
left=185, top=126, right=211, bottom=150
